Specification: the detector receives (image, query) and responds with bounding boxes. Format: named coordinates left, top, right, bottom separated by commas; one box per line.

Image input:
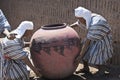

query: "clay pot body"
left=30, top=23, right=81, bottom=79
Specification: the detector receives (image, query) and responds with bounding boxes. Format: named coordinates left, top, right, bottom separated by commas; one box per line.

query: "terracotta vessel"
left=30, top=23, right=81, bottom=79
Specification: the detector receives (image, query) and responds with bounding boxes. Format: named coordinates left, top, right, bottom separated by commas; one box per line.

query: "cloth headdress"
left=11, top=21, right=34, bottom=38
left=75, top=6, right=92, bottom=29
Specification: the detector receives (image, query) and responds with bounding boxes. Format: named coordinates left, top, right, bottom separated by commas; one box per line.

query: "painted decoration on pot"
left=30, top=23, right=81, bottom=79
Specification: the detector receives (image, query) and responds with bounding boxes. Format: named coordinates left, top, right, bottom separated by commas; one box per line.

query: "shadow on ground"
left=30, top=74, right=86, bottom=80
left=30, top=64, right=120, bottom=80
left=30, top=72, right=120, bottom=80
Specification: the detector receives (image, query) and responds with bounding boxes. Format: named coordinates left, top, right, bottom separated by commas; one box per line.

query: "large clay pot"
left=30, top=23, right=81, bottom=79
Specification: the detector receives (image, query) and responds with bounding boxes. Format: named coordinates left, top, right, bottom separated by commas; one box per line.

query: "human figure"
left=0, top=9, right=16, bottom=80
left=0, top=21, right=41, bottom=80
left=71, top=7, right=113, bottom=76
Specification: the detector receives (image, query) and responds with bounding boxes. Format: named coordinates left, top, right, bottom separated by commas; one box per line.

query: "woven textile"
left=83, top=14, right=113, bottom=65
left=0, top=38, right=29, bottom=80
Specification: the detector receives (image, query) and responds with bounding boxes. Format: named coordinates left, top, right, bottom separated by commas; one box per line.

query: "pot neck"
left=41, top=23, right=66, bottom=30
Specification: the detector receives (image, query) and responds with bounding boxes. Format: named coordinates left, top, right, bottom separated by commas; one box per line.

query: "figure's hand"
left=74, top=55, right=82, bottom=66
left=7, top=33, right=17, bottom=40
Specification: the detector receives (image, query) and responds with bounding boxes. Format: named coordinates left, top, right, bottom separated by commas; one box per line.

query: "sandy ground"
left=29, top=63, right=120, bottom=80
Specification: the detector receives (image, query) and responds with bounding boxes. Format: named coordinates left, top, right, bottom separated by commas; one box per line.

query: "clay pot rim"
left=41, top=23, right=66, bottom=30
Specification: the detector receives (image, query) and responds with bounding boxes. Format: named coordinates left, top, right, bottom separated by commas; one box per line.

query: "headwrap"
left=11, top=21, right=34, bottom=38
left=75, top=6, right=92, bottom=29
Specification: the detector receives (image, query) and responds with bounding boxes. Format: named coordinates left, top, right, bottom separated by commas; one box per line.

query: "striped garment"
left=0, top=9, right=12, bottom=80
left=83, top=14, right=113, bottom=65
left=0, top=38, right=29, bottom=80
left=0, top=9, right=11, bottom=33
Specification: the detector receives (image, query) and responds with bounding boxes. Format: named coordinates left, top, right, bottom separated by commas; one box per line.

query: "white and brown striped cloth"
left=0, top=38, right=29, bottom=80
left=0, top=9, right=12, bottom=80
left=83, top=14, right=113, bottom=65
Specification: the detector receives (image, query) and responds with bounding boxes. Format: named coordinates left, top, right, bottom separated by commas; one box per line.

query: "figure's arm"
left=3, top=28, right=10, bottom=36
left=70, top=21, right=79, bottom=28
left=79, top=39, right=91, bottom=58
left=70, top=23, right=78, bottom=28
left=3, top=28, right=16, bottom=40
left=22, top=56, right=42, bottom=77
left=74, top=38, right=91, bottom=65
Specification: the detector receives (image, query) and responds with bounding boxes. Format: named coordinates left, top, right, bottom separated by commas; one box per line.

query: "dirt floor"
left=29, top=63, right=120, bottom=80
